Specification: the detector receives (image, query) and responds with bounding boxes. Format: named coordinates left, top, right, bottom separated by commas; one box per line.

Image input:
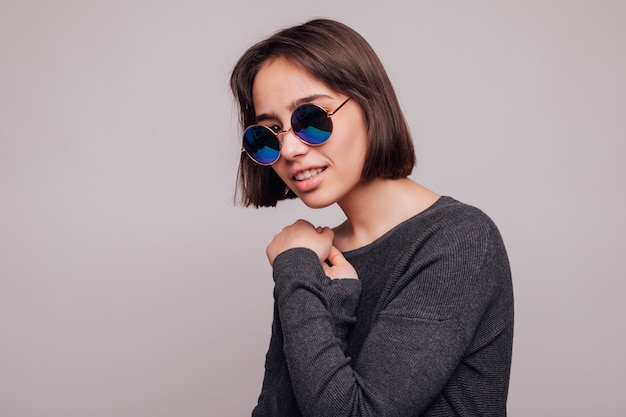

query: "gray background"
left=1, top=0, right=624, bottom=416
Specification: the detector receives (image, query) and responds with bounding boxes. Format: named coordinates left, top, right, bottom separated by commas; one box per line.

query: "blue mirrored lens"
left=292, top=104, right=332, bottom=145
left=243, top=126, right=280, bottom=165
left=296, top=125, right=331, bottom=144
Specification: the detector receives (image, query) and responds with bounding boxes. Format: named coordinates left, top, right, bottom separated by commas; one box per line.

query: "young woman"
left=231, top=18, right=514, bottom=417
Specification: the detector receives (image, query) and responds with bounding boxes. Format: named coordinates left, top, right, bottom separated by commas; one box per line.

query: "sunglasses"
left=242, top=97, right=351, bottom=165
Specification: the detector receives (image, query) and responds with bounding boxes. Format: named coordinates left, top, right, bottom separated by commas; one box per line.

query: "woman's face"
left=252, top=56, right=369, bottom=209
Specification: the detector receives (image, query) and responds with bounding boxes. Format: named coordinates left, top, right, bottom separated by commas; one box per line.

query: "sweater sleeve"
left=270, top=212, right=512, bottom=417
left=252, top=249, right=361, bottom=417
left=273, top=248, right=362, bottom=351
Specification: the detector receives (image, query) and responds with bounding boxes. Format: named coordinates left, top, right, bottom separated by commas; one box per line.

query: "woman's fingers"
left=324, top=246, right=358, bottom=280
left=267, top=221, right=333, bottom=265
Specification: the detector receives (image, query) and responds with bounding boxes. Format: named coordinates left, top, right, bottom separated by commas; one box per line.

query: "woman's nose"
left=279, top=130, right=309, bottom=160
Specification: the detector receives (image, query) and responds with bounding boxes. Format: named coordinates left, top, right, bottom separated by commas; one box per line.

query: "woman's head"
left=231, top=18, right=415, bottom=207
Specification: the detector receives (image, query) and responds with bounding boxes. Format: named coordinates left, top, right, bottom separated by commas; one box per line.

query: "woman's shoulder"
left=400, top=195, right=505, bottom=254
left=409, top=195, right=496, bottom=229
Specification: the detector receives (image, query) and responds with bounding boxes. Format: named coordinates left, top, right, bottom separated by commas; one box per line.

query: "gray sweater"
left=252, top=196, right=514, bottom=416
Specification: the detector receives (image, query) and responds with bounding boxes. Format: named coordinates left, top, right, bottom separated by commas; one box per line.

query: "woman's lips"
left=291, top=167, right=326, bottom=192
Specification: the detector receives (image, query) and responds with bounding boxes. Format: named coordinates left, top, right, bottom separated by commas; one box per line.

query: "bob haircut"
left=230, top=18, right=415, bottom=207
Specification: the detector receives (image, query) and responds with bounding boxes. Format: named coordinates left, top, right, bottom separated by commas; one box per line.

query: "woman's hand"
left=322, top=245, right=358, bottom=280
left=267, top=219, right=333, bottom=265
left=266, top=220, right=358, bottom=280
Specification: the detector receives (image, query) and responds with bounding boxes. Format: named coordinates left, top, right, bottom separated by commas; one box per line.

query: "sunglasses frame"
left=241, top=97, right=351, bottom=166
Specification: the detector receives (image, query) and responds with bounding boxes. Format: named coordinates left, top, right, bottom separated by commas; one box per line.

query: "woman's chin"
left=296, top=194, right=335, bottom=209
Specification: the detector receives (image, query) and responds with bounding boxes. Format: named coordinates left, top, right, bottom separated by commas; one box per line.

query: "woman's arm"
left=252, top=256, right=361, bottom=417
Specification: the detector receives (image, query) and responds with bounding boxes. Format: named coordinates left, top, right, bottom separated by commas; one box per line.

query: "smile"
left=294, top=168, right=324, bottom=181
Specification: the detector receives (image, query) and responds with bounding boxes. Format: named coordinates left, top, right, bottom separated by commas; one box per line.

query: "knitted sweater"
left=252, top=196, right=514, bottom=416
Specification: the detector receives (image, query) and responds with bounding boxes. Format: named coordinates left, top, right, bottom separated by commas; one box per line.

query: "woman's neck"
left=333, top=178, right=440, bottom=252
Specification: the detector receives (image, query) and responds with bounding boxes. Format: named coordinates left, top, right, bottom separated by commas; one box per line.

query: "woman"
left=231, top=18, right=514, bottom=417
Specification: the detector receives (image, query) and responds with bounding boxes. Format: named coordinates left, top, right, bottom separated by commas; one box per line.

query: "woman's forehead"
left=252, top=57, right=336, bottom=116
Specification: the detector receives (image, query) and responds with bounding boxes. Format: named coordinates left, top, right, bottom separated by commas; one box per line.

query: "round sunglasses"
left=242, top=97, right=351, bottom=165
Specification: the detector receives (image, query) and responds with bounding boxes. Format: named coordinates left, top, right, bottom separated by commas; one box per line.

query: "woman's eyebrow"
left=255, top=112, right=279, bottom=124
left=255, top=94, right=334, bottom=123
left=292, top=94, right=333, bottom=108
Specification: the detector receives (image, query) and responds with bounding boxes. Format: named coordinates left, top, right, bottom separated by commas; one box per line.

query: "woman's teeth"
left=295, top=168, right=323, bottom=181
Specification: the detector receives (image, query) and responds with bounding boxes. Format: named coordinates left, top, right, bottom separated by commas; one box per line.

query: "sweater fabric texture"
left=252, top=196, right=514, bottom=416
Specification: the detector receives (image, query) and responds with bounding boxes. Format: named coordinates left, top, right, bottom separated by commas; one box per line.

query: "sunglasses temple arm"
left=327, top=97, right=351, bottom=116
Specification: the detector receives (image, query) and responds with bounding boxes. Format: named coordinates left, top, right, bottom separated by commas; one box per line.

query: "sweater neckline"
left=341, top=195, right=454, bottom=256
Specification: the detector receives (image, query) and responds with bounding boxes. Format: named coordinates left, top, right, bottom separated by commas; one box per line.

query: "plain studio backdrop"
left=1, top=1, right=624, bottom=416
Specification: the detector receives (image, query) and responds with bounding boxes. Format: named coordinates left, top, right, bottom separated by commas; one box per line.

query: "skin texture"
left=254, top=56, right=440, bottom=279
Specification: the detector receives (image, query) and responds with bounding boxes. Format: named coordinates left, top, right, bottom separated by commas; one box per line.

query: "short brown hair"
left=230, top=18, right=415, bottom=207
